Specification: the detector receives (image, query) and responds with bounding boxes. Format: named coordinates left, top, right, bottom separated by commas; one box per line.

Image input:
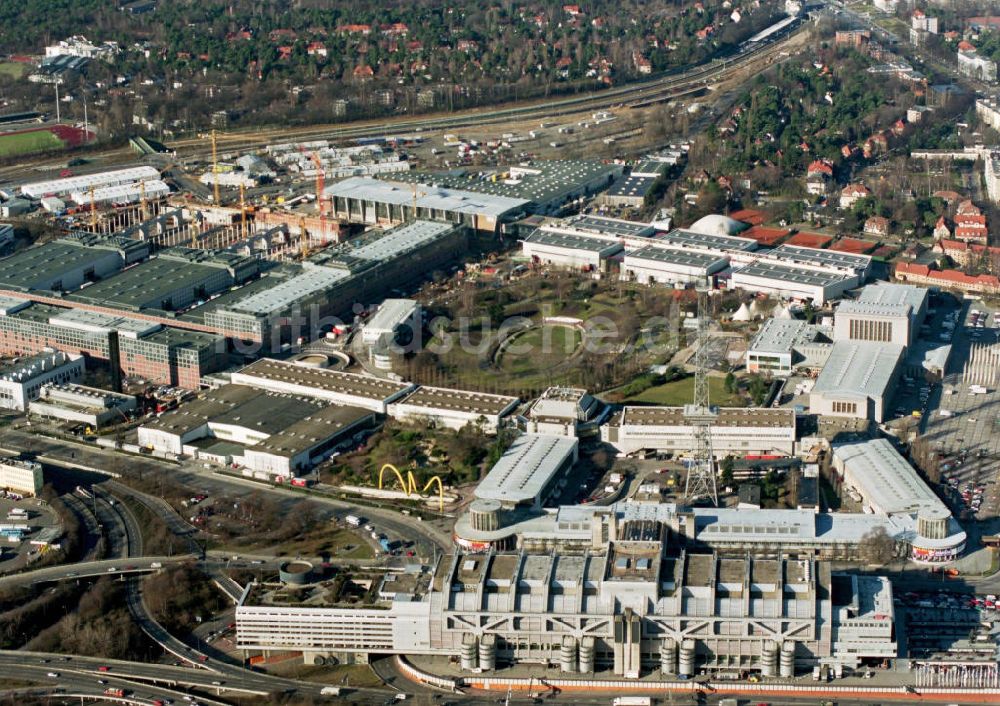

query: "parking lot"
left=0, top=496, right=62, bottom=572
left=898, top=587, right=1000, bottom=658
left=897, top=299, right=1000, bottom=519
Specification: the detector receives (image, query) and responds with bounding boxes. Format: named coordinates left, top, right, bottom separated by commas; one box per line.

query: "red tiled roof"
left=785, top=232, right=833, bottom=249
left=742, top=225, right=790, bottom=246
left=807, top=160, right=834, bottom=176
left=729, top=208, right=767, bottom=226
left=830, top=237, right=878, bottom=254
left=933, top=190, right=962, bottom=202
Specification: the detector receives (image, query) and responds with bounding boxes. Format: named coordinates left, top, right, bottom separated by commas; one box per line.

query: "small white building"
left=0, top=456, right=43, bottom=496
left=362, top=299, right=421, bottom=346
left=746, top=318, right=832, bottom=376
left=29, top=383, right=137, bottom=427
left=525, top=386, right=605, bottom=437
left=0, top=350, right=85, bottom=412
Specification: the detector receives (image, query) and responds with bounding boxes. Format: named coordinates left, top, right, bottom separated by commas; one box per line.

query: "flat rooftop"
left=624, top=245, right=726, bottom=270
left=474, top=433, right=578, bottom=506
left=833, top=437, right=947, bottom=516
left=561, top=214, right=655, bottom=238
left=618, top=406, right=795, bottom=428
left=857, top=282, right=928, bottom=312
left=390, top=160, right=620, bottom=205
left=769, top=243, right=872, bottom=271
left=523, top=229, right=623, bottom=253
left=749, top=318, right=816, bottom=354
left=836, top=300, right=912, bottom=319
left=48, top=307, right=161, bottom=339
left=391, top=385, right=518, bottom=416
left=67, top=250, right=246, bottom=312
left=326, top=177, right=529, bottom=218
left=603, top=175, right=657, bottom=200
left=234, top=358, right=412, bottom=401
left=250, top=404, right=372, bottom=458
left=0, top=239, right=122, bottom=292
left=654, top=228, right=757, bottom=253
left=313, top=220, right=460, bottom=269
left=224, top=265, right=350, bottom=317
left=812, top=340, right=904, bottom=398
left=734, top=260, right=853, bottom=288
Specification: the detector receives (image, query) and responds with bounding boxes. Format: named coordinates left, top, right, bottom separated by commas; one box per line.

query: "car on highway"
left=46, top=672, right=59, bottom=678
left=98, top=666, right=110, bottom=672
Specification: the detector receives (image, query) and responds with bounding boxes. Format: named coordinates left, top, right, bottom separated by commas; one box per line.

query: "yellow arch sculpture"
left=377, top=463, right=445, bottom=512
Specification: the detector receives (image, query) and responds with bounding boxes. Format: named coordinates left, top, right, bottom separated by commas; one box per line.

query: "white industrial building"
left=520, top=230, right=623, bottom=274
left=71, top=179, right=170, bottom=206
left=0, top=456, right=43, bottom=496
left=0, top=350, right=85, bottom=411
left=601, top=407, right=797, bottom=458
left=29, top=383, right=137, bottom=428
left=137, top=384, right=374, bottom=477
left=653, top=228, right=758, bottom=265
left=362, top=298, right=421, bottom=346
left=326, top=176, right=529, bottom=234
left=832, top=437, right=965, bottom=563
left=20, top=166, right=161, bottom=199
left=474, top=433, right=579, bottom=509
left=809, top=340, right=904, bottom=423
left=229, top=358, right=413, bottom=414
left=621, top=245, right=728, bottom=286
left=746, top=318, right=832, bottom=376
left=387, top=386, right=518, bottom=434
left=730, top=262, right=857, bottom=304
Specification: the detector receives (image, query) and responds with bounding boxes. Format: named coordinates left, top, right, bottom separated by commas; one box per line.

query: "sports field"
left=0, top=129, right=63, bottom=157
left=0, top=63, right=27, bottom=79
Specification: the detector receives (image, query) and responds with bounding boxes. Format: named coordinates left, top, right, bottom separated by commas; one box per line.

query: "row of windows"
left=831, top=401, right=858, bottom=415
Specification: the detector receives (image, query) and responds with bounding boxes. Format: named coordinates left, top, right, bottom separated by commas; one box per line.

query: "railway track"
left=0, top=19, right=806, bottom=183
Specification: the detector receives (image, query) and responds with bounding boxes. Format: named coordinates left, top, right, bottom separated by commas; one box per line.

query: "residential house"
left=864, top=216, right=890, bottom=237
left=840, top=183, right=871, bottom=210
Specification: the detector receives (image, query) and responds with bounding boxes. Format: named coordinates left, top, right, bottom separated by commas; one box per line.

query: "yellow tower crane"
left=210, top=129, right=220, bottom=205
left=299, top=216, right=309, bottom=260
left=140, top=180, right=148, bottom=222
left=239, top=181, right=247, bottom=238
left=89, top=185, right=97, bottom=230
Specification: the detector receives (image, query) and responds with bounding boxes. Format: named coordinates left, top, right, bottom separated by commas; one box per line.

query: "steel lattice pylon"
left=683, top=278, right=718, bottom=506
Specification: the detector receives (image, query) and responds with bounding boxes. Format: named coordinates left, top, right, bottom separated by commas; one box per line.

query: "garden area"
left=402, top=270, right=689, bottom=398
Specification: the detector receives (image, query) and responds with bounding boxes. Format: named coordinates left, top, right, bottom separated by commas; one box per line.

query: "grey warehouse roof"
left=624, top=245, right=727, bottom=269
left=735, top=261, right=852, bottom=287
left=812, top=340, right=904, bottom=398
left=833, top=437, right=947, bottom=516
left=326, top=177, right=529, bottom=218
left=857, top=282, right=928, bottom=311
left=770, top=244, right=871, bottom=271
left=523, top=229, right=623, bottom=253
left=654, top=228, right=757, bottom=252
left=475, top=433, right=577, bottom=506
left=749, top=318, right=817, bottom=355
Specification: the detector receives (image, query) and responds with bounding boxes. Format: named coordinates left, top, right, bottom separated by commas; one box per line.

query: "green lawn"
left=0, top=130, right=63, bottom=157
left=0, top=62, right=27, bottom=79
left=626, top=375, right=744, bottom=406
left=499, top=325, right=581, bottom=373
